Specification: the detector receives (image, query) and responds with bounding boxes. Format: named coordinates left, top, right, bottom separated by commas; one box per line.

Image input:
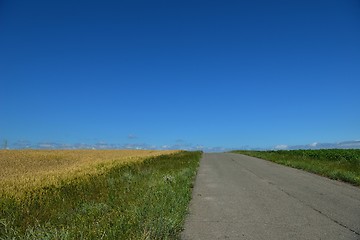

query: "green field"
left=0, top=151, right=202, bottom=239
left=231, top=149, right=360, bottom=186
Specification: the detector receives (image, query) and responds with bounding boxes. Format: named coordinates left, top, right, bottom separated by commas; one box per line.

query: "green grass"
left=0, top=151, right=202, bottom=239
left=231, top=149, right=360, bottom=186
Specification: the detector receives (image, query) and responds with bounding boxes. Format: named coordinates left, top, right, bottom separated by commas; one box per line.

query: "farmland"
left=231, top=149, right=360, bottom=186
left=0, top=150, right=202, bottom=239
left=0, top=149, right=178, bottom=199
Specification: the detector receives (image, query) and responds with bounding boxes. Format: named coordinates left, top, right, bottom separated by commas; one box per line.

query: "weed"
left=231, top=149, right=360, bottom=186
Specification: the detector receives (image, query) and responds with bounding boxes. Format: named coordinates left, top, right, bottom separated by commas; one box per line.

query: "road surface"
left=181, top=153, right=360, bottom=240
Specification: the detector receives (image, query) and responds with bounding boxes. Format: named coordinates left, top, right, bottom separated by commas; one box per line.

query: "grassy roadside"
left=231, top=149, right=360, bottom=186
left=0, top=151, right=202, bottom=239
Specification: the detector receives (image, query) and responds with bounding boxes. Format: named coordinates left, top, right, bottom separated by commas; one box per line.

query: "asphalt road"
left=181, top=153, right=360, bottom=240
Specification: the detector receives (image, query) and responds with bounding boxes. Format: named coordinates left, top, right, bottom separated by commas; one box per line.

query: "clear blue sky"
left=1, top=0, right=359, bottom=150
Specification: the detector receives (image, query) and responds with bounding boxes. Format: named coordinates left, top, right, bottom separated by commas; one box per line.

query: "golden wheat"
left=0, top=149, right=180, bottom=199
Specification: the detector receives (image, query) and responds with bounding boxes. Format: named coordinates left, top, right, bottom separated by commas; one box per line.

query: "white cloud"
left=275, top=144, right=288, bottom=150
left=7, top=139, right=360, bottom=151
left=128, top=134, right=137, bottom=139
left=38, top=143, right=56, bottom=149
left=280, top=140, right=360, bottom=150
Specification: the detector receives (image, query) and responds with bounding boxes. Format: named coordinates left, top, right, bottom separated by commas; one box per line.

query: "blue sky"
left=1, top=0, right=360, bottom=150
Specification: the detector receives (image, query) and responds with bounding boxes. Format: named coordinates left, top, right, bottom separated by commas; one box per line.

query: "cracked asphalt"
left=181, top=153, right=360, bottom=240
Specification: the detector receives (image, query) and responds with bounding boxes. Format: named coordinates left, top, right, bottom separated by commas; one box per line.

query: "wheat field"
left=0, top=149, right=179, bottom=199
